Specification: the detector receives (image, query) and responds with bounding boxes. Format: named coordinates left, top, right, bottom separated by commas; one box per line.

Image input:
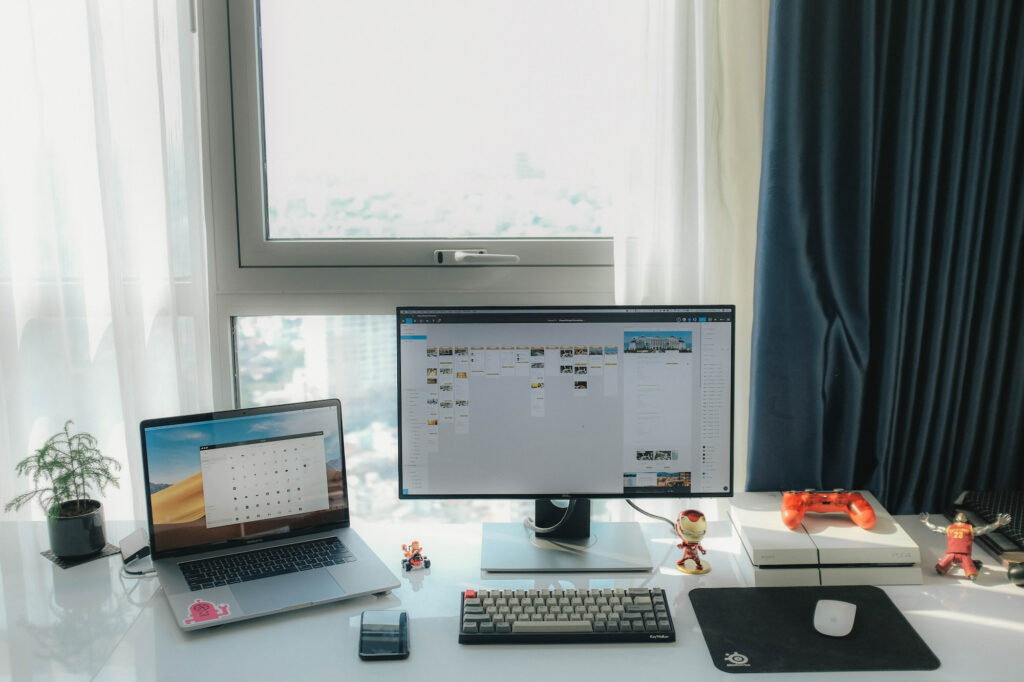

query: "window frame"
left=221, top=0, right=614, bottom=269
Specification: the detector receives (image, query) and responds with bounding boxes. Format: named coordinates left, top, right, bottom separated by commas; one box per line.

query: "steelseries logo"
left=724, top=652, right=750, bottom=667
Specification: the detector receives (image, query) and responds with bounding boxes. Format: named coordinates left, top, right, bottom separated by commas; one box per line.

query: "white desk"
left=1, top=517, right=1020, bottom=680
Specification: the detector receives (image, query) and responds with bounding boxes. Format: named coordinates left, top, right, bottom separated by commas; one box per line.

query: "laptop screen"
left=140, top=400, right=350, bottom=558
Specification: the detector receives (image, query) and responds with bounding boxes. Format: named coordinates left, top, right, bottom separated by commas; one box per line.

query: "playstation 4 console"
left=729, top=491, right=922, bottom=587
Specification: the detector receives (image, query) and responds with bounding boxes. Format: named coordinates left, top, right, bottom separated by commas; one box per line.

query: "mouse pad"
left=689, top=585, right=940, bottom=674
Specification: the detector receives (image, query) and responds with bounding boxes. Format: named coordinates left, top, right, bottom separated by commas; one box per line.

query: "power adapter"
left=119, top=528, right=151, bottom=565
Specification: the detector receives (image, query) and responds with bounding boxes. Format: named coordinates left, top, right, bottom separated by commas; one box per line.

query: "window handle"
left=433, top=250, right=521, bottom=265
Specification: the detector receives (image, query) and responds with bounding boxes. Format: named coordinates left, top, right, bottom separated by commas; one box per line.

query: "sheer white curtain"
left=613, top=0, right=770, bottom=499
left=0, top=0, right=211, bottom=521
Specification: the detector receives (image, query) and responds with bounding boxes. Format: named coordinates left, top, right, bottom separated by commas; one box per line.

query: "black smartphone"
left=358, top=610, right=409, bottom=660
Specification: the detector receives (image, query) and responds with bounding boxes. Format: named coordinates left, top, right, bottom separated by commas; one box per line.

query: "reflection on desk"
left=0, top=516, right=1020, bottom=681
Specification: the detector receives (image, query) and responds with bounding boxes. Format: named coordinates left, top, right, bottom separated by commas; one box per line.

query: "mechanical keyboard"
left=458, top=587, right=675, bottom=644
left=178, top=536, right=354, bottom=591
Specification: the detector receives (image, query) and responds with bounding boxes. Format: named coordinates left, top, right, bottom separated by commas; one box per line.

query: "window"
left=221, top=0, right=654, bottom=267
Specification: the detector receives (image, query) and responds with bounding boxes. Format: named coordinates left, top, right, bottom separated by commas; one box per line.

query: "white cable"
left=120, top=565, right=157, bottom=579
left=626, top=499, right=676, bottom=532
left=523, top=499, right=577, bottom=534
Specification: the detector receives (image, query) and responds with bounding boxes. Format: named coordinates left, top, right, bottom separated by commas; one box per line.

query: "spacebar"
left=512, top=621, right=594, bottom=633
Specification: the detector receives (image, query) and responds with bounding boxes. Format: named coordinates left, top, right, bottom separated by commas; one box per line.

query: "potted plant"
left=4, top=421, right=121, bottom=559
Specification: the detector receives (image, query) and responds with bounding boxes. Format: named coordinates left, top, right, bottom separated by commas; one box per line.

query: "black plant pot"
left=47, top=499, right=106, bottom=559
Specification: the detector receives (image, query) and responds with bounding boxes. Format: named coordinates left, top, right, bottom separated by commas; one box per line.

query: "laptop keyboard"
left=179, top=536, right=355, bottom=591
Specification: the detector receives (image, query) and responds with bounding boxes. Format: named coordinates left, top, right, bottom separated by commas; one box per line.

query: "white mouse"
left=813, top=599, right=857, bottom=637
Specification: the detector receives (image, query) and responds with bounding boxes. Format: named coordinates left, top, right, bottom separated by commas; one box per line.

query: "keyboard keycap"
left=513, top=620, right=593, bottom=633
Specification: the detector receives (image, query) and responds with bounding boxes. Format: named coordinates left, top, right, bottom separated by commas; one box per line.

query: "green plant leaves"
left=4, top=420, right=121, bottom=518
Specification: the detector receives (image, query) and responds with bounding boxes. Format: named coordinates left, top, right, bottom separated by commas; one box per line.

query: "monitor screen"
left=397, top=306, right=734, bottom=500
left=140, top=400, right=349, bottom=557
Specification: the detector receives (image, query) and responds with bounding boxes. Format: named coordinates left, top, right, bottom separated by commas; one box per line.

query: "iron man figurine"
left=675, top=509, right=710, bottom=574
left=920, top=511, right=1011, bottom=580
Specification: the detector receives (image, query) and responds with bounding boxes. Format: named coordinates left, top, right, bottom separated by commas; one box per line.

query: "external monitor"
left=397, top=305, right=734, bottom=571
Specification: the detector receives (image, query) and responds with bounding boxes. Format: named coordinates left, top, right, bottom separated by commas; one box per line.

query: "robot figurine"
left=401, top=540, right=430, bottom=572
left=675, top=509, right=710, bottom=575
left=920, top=511, right=1011, bottom=580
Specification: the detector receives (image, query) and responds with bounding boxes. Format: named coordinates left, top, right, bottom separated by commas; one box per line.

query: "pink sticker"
left=184, top=598, right=231, bottom=625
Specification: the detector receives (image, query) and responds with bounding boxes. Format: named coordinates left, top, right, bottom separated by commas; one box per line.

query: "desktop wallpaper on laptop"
left=143, top=406, right=348, bottom=553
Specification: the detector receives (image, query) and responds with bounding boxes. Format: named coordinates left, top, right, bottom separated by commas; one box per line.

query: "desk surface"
left=0, top=516, right=1020, bottom=681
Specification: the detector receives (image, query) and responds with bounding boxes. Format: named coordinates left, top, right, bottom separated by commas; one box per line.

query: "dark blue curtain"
left=747, top=0, right=1024, bottom=513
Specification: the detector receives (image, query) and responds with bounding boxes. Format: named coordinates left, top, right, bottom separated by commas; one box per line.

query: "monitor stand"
left=480, top=499, right=653, bottom=572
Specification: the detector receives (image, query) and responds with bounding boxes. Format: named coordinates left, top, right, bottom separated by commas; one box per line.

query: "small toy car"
left=402, top=541, right=430, bottom=571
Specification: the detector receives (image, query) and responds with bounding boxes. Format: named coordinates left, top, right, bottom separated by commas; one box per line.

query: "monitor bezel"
left=396, top=304, right=735, bottom=501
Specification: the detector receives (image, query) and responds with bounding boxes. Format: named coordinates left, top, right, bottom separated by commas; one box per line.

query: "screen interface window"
left=144, top=405, right=347, bottom=553
left=399, top=308, right=733, bottom=497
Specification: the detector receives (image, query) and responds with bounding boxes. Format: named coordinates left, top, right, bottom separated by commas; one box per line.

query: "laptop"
left=139, top=399, right=400, bottom=630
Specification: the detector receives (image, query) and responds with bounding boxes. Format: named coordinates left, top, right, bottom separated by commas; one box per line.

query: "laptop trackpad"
left=231, top=570, right=345, bottom=614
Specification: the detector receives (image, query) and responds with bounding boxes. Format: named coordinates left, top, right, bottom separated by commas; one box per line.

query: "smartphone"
left=358, top=610, right=409, bottom=660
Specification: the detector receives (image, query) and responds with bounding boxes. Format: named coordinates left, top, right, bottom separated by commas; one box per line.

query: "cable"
left=120, top=564, right=157, bottom=579
left=526, top=499, right=677, bottom=535
left=523, top=499, right=577, bottom=534
left=118, top=571, right=159, bottom=607
left=626, top=499, right=676, bottom=532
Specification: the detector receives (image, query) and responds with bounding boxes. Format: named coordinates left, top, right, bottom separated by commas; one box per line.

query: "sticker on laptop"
left=184, top=598, right=230, bottom=626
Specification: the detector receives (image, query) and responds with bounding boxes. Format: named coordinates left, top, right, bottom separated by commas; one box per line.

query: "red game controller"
left=780, top=489, right=877, bottom=530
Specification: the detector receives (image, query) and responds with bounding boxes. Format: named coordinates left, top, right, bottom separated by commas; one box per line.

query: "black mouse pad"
left=689, top=585, right=940, bottom=674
